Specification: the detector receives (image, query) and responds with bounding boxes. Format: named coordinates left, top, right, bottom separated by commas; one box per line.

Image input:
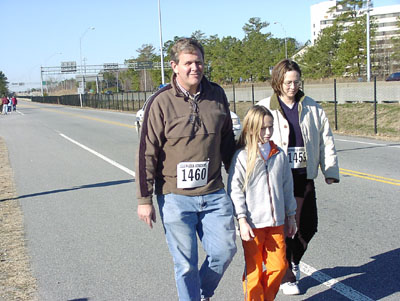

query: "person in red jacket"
left=2, top=96, right=9, bottom=115
left=11, top=96, right=17, bottom=111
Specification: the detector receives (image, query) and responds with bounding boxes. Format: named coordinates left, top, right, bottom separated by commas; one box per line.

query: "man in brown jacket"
left=136, top=38, right=237, bottom=301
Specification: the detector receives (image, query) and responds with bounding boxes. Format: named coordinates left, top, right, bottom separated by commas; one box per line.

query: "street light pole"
left=366, top=0, right=372, bottom=82
left=40, top=52, right=62, bottom=96
left=79, top=26, right=95, bottom=107
left=274, top=21, right=287, bottom=59
left=40, top=66, right=44, bottom=96
left=158, top=0, right=165, bottom=85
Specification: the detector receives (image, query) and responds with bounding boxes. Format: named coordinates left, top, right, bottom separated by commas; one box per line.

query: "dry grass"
left=321, top=102, right=400, bottom=141
left=0, top=138, right=38, bottom=301
left=231, top=101, right=400, bottom=141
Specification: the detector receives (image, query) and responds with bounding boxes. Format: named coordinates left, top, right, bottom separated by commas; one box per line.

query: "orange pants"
left=242, top=225, right=288, bottom=301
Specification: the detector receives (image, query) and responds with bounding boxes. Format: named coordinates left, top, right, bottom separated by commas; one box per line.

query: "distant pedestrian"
left=7, top=97, right=12, bottom=112
left=2, top=96, right=9, bottom=115
left=11, top=96, right=17, bottom=111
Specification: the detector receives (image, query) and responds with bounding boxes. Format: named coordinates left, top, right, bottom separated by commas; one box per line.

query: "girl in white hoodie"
left=228, top=105, right=297, bottom=301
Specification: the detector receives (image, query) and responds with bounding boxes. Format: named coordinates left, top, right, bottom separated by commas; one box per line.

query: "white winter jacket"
left=257, top=91, right=340, bottom=182
left=227, top=142, right=297, bottom=229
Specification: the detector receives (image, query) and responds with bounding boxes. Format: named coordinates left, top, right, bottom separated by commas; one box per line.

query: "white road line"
left=336, top=138, right=400, bottom=149
left=300, top=262, right=374, bottom=301
left=59, top=133, right=136, bottom=177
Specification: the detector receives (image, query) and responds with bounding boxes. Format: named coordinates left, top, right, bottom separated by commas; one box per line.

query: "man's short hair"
left=170, top=38, right=204, bottom=64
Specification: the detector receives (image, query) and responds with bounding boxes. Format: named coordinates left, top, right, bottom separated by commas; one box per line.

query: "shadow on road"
left=300, top=248, right=400, bottom=300
left=0, top=179, right=134, bottom=203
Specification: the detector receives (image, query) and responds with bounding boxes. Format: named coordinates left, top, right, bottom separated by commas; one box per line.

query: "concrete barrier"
left=223, top=81, right=400, bottom=104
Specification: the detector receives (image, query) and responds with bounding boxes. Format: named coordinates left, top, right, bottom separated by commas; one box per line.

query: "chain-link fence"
left=25, top=91, right=154, bottom=112
left=19, top=77, right=400, bottom=139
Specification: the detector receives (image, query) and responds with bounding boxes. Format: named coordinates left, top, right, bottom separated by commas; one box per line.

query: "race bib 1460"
left=177, top=161, right=209, bottom=189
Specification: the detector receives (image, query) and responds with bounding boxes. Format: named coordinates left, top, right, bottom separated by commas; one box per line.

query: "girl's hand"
left=238, top=218, right=255, bottom=241
left=286, top=215, right=297, bottom=238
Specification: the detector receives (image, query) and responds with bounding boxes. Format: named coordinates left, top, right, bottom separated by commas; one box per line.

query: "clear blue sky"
left=2, top=0, right=399, bottom=91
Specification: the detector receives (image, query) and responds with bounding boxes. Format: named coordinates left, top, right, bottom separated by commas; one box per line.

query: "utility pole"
left=40, top=66, right=44, bottom=96
left=158, top=0, right=165, bottom=85
left=366, top=0, right=372, bottom=82
left=79, top=26, right=95, bottom=107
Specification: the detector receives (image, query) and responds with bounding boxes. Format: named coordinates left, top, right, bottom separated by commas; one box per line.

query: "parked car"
left=135, top=105, right=241, bottom=139
left=385, top=72, right=400, bottom=81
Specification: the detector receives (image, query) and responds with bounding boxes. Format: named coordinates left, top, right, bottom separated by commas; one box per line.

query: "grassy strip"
left=231, top=101, right=400, bottom=141
left=0, top=138, right=38, bottom=301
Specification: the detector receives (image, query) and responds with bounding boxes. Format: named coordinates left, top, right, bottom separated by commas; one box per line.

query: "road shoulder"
left=0, top=137, right=38, bottom=300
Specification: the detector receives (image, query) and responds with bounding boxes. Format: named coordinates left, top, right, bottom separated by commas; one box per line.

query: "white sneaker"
left=280, top=282, right=300, bottom=295
left=292, top=263, right=300, bottom=281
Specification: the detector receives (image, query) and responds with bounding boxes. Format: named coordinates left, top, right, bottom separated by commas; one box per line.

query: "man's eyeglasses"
left=283, top=80, right=301, bottom=87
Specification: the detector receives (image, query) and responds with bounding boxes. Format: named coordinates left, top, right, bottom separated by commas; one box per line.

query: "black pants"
left=286, top=178, right=317, bottom=268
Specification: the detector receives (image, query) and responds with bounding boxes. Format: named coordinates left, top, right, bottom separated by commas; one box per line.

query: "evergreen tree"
left=136, top=44, right=156, bottom=61
left=299, top=24, right=341, bottom=78
left=333, top=16, right=369, bottom=77
left=391, top=17, right=400, bottom=63
left=328, top=0, right=374, bottom=77
left=241, top=17, right=272, bottom=81
left=0, top=71, right=9, bottom=96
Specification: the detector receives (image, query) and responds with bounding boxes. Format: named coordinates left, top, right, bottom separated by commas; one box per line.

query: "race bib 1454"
left=287, top=147, right=307, bottom=169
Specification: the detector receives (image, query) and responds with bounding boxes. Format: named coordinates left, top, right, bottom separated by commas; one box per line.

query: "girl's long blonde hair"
left=237, top=105, right=273, bottom=189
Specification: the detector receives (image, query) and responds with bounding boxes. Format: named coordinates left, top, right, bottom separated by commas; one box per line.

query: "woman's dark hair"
left=271, top=59, right=302, bottom=96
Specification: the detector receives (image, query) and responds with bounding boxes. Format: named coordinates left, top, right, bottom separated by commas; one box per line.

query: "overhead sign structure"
left=103, top=63, right=119, bottom=71
left=76, top=74, right=104, bottom=82
left=61, top=61, right=77, bottom=73
left=135, top=61, right=153, bottom=70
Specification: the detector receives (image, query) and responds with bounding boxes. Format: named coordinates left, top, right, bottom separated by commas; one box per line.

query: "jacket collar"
left=259, top=140, right=280, bottom=162
left=270, top=90, right=305, bottom=115
left=268, top=141, right=280, bottom=159
left=171, top=73, right=212, bottom=99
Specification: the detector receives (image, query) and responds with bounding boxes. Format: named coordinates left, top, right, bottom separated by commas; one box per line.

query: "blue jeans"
left=157, top=189, right=237, bottom=301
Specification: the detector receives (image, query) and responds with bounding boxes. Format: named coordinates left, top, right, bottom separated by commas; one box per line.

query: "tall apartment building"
left=310, top=1, right=400, bottom=74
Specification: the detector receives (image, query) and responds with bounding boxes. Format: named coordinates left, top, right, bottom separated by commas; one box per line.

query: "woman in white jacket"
left=227, top=105, right=297, bottom=301
left=257, top=59, right=340, bottom=295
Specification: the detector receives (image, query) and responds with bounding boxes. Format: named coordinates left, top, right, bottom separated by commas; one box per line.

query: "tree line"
left=109, top=0, right=400, bottom=91
left=300, top=0, right=400, bottom=78
left=3, top=0, right=400, bottom=95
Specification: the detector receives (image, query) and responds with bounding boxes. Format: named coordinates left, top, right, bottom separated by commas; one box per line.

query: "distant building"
left=310, top=0, right=400, bottom=74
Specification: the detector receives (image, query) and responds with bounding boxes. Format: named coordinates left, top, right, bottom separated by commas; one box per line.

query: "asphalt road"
left=0, top=100, right=399, bottom=301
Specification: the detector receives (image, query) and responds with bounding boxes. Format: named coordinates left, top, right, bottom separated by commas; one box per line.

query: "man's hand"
left=137, top=204, right=156, bottom=229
